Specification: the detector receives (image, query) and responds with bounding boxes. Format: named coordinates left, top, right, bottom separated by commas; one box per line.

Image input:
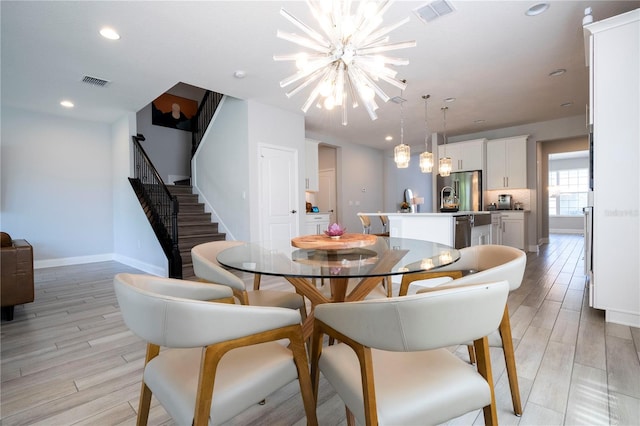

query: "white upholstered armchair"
left=310, top=281, right=510, bottom=426
left=114, top=273, right=317, bottom=426
left=399, top=244, right=527, bottom=416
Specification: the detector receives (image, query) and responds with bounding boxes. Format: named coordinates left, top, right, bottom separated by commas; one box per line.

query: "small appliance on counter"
left=514, top=201, right=524, bottom=210
left=497, top=194, right=513, bottom=210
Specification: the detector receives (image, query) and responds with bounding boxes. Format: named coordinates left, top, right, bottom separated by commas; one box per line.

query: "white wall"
left=112, top=114, right=166, bottom=276
left=193, top=97, right=250, bottom=241
left=247, top=100, right=305, bottom=240
left=136, top=103, right=192, bottom=183
left=383, top=151, right=434, bottom=213
left=1, top=107, right=114, bottom=266
left=306, top=130, right=385, bottom=235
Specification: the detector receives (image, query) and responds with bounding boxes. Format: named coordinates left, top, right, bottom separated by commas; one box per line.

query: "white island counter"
left=359, top=212, right=492, bottom=248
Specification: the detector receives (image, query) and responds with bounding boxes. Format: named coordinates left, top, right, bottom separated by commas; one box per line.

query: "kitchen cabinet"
left=486, top=135, right=528, bottom=190
left=304, top=213, right=330, bottom=235
left=490, top=212, right=502, bottom=245
left=437, top=138, right=486, bottom=173
left=585, top=10, right=639, bottom=326
left=500, top=211, right=527, bottom=250
left=305, top=139, right=319, bottom=192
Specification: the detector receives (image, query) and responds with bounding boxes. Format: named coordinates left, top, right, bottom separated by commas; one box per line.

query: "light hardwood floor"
left=1, top=234, right=639, bottom=425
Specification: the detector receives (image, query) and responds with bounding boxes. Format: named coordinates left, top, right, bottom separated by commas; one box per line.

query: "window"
left=548, top=168, right=589, bottom=216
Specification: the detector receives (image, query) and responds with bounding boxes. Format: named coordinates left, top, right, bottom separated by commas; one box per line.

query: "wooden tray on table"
left=291, top=233, right=378, bottom=251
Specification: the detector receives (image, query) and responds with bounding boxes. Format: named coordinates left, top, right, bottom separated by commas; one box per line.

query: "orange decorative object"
left=291, top=233, right=378, bottom=250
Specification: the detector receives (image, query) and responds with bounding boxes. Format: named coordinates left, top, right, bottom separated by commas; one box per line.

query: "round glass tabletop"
left=216, top=235, right=460, bottom=280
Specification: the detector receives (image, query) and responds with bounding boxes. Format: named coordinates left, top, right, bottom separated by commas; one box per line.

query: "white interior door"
left=318, top=168, right=337, bottom=224
left=259, top=145, right=299, bottom=248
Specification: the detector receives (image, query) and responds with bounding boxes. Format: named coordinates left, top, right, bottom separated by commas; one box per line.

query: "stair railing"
left=191, top=90, right=224, bottom=156
left=129, top=134, right=182, bottom=278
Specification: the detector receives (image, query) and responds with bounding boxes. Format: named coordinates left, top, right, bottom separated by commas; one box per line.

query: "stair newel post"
left=169, top=195, right=182, bottom=279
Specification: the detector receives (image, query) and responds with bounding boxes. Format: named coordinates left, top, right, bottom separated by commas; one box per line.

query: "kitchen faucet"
left=440, top=186, right=454, bottom=209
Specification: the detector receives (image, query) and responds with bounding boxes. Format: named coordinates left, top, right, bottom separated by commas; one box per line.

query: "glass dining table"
left=217, top=234, right=460, bottom=339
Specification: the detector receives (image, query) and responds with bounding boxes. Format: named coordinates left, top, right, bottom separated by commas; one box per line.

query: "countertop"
left=359, top=211, right=491, bottom=217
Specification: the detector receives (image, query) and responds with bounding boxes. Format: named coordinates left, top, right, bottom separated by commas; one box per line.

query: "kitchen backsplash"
left=485, top=189, right=531, bottom=210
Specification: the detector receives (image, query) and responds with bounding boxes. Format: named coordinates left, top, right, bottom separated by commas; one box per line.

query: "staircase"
left=167, top=184, right=225, bottom=279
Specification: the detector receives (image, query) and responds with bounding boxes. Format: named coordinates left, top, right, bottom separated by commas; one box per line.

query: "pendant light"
left=438, top=106, right=452, bottom=176
left=394, top=87, right=410, bottom=168
left=419, top=94, right=433, bottom=173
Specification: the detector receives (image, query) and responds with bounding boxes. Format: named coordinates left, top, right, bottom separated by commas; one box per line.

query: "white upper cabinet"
left=437, top=138, right=486, bottom=172
left=486, top=135, right=528, bottom=190
left=305, top=139, right=319, bottom=192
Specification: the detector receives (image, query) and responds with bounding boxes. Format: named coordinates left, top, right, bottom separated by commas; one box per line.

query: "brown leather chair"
left=1, top=232, right=34, bottom=321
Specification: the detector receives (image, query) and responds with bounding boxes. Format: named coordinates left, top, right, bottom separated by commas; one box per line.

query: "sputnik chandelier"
left=274, top=0, right=416, bottom=125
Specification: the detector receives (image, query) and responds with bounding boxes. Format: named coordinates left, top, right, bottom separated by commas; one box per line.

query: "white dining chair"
left=399, top=244, right=527, bottom=416
left=191, top=241, right=307, bottom=318
left=114, top=273, right=318, bottom=426
left=310, top=281, right=510, bottom=426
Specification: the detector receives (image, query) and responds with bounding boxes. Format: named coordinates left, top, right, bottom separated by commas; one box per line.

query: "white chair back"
left=438, top=244, right=526, bottom=291
left=315, top=281, right=509, bottom=351
left=114, top=273, right=300, bottom=348
left=191, top=241, right=246, bottom=291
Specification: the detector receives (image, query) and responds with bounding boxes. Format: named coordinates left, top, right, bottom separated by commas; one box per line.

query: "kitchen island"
left=358, top=212, right=491, bottom=249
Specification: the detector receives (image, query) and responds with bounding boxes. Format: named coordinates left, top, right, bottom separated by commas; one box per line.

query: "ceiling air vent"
left=414, top=0, right=455, bottom=24
left=81, top=75, right=110, bottom=87
left=390, top=96, right=407, bottom=104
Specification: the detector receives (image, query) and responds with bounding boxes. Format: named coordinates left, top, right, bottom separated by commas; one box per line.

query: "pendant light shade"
left=438, top=106, right=452, bottom=176
left=439, top=157, right=452, bottom=176
left=419, top=94, right=433, bottom=173
left=395, top=144, right=410, bottom=168
left=394, top=86, right=410, bottom=168
left=420, top=151, right=434, bottom=173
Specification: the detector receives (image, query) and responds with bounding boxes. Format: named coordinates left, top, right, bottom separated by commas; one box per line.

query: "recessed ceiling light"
left=444, top=97, right=456, bottom=103
left=473, top=119, right=486, bottom=124
left=233, top=70, right=246, bottom=79
left=385, top=135, right=393, bottom=141
left=100, top=27, right=120, bottom=40
left=525, top=3, right=549, bottom=16
left=60, top=100, right=74, bottom=108
left=549, top=68, right=566, bottom=77
left=561, top=102, right=574, bottom=107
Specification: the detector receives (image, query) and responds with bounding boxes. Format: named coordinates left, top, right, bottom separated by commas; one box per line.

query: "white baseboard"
left=606, top=310, right=640, bottom=328
left=34, top=253, right=166, bottom=277
left=549, top=229, right=584, bottom=234
left=34, top=254, right=114, bottom=269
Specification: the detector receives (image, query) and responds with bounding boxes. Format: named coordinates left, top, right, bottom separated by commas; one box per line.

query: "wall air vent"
left=81, top=75, right=110, bottom=87
left=414, top=0, right=455, bottom=24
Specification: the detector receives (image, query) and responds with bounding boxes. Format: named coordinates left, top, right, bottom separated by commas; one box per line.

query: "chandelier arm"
left=350, top=0, right=393, bottom=45
left=284, top=67, right=327, bottom=98
left=357, top=40, right=417, bottom=55
left=360, top=17, right=410, bottom=46
left=279, top=55, right=337, bottom=88
left=373, top=73, right=408, bottom=91
left=279, top=8, right=331, bottom=47
left=276, top=30, right=332, bottom=54
left=351, top=66, right=391, bottom=103
left=346, top=74, right=359, bottom=108
left=354, top=60, right=399, bottom=79
left=301, top=77, right=327, bottom=113
left=348, top=68, right=378, bottom=120
left=334, top=62, right=346, bottom=105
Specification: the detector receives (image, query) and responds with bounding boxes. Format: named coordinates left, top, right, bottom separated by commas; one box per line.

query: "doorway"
left=258, top=144, right=299, bottom=250
left=317, top=145, right=338, bottom=224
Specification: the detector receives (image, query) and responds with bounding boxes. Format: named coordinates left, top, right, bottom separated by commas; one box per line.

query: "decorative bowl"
left=324, top=223, right=346, bottom=238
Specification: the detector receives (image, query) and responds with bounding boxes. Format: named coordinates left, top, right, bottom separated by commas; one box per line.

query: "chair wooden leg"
left=137, top=344, right=160, bottom=426
left=345, top=406, right=356, bottom=426
left=473, top=336, right=497, bottom=426
left=289, top=327, right=318, bottom=426
left=467, top=344, right=477, bottom=364
left=499, top=307, right=523, bottom=416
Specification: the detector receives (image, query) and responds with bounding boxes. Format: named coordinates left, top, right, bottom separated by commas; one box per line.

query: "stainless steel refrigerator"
left=436, top=170, right=483, bottom=212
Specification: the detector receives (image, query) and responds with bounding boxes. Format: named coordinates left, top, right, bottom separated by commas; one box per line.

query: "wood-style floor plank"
left=1, top=234, right=639, bottom=425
